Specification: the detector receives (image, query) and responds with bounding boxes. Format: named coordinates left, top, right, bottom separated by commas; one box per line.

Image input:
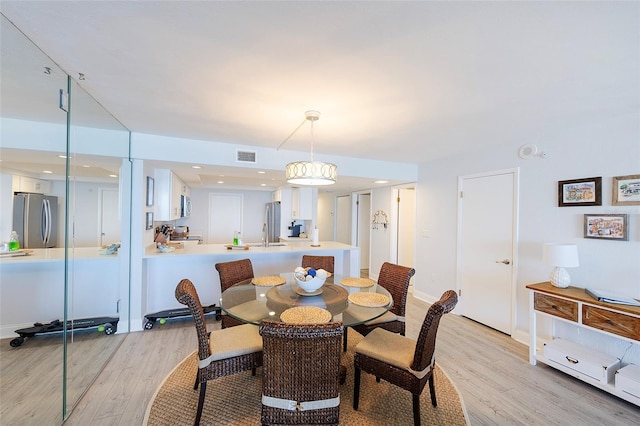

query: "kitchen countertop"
left=144, top=241, right=355, bottom=258
left=0, top=247, right=120, bottom=264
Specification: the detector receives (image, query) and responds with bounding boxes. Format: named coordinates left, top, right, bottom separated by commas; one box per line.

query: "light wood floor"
left=56, top=293, right=640, bottom=425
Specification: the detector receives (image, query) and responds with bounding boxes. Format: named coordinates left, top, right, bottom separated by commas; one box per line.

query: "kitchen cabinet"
left=154, top=169, right=188, bottom=221
left=291, top=187, right=313, bottom=220
left=12, top=175, right=52, bottom=195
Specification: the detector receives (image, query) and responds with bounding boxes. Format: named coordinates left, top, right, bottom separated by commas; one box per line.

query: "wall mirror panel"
left=0, top=14, right=131, bottom=424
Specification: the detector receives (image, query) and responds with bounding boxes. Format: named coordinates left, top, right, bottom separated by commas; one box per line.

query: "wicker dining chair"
left=215, top=258, right=255, bottom=328
left=353, top=290, right=458, bottom=426
left=343, top=262, right=415, bottom=351
left=301, top=255, right=335, bottom=274
left=260, top=320, right=343, bottom=426
left=175, top=279, right=263, bottom=426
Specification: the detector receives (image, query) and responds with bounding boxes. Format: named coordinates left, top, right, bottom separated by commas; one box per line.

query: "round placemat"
left=348, top=292, right=390, bottom=307
left=252, top=276, right=286, bottom=286
left=280, top=306, right=332, bottom=324
left=340, top=277, right=375, bottom=288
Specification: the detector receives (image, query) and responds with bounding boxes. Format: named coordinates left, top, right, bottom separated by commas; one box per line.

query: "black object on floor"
left=143, top=304, right=221, bottom=330
left=10, top=316, right=119, bottom=347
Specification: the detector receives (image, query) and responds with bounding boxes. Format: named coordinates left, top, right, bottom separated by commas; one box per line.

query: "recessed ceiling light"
left=109, top=174, right=118, bottom=178
left=260, top=183, right=266, bottom=186
left=258, top=171, right=266, bottom=174
left=82, top=165, right=91, bottom=168
left=217, top=181, right=224, bottom=184
left=58, top=155, right=71, bottom=159
left=191, top=165, right=201, bottom=169
left=43, top=170, right=53, bottom=174
left=374, top=180, right=389, bottom=184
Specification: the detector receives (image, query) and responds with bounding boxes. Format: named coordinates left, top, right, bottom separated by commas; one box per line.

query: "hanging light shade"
left=279, top=110, right=337, bottom=186
left=285, top=160, right=337, bottom=185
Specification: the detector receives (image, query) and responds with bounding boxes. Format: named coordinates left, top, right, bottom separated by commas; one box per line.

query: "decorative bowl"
left=294, top=267, right=328, bottom=292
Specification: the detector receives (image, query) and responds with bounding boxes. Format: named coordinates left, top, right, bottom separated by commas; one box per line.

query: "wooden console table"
left=527, top=282, right=640, bottom=405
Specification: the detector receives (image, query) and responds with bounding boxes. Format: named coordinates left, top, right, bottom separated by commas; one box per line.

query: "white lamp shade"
left=543, top=243, right=579, bottom=267
left=543, top=243, right=579, bottom=288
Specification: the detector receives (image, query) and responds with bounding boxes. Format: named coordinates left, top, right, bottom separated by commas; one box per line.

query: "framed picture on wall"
left=146, top=176, right=154, bottom=206
left=146, top=212, right=154, bottom=230
left=584, top=214, right=628, bottom=241
left=558, top=177, right=602, bottom=207
left=612, top=174, right=640, bottom=206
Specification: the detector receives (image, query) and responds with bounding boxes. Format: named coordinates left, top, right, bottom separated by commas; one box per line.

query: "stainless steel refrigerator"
left=12, top=192, right=58, bottom=248
left=264, top=201, right=281, bottom=243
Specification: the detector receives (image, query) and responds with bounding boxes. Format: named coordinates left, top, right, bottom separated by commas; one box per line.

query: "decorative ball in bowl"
left=294, top=267, right=328, bottom=292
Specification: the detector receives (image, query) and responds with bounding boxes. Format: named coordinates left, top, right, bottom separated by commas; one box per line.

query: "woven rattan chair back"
left=301, top=255, right=335, bottom=274
left=344, top=262, right=415, bottom=351
left=215, top=258, right=255, bottom=291
left=260, top=320, right=343, bottom=425
left=377, top=262, right=415, bottom=317
left=176, top=278, right=263, bottom=426
left=215, top=258, right=255, bottom=328
left=353, top=289, right=458, bottom=426
left=411, top=290, right=458, bottom=372
left=175, top=278, right=211, bottom=361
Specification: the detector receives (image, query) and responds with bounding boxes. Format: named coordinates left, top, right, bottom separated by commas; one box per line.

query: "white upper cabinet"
left=291, top=187, right=313, bottom=220
left=154, top=169, right=188, bottom=221
left=12, top=175, right=52, bottom=195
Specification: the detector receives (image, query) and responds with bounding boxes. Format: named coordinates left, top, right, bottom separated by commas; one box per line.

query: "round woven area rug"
left=144, top=333, right=469, bottom=425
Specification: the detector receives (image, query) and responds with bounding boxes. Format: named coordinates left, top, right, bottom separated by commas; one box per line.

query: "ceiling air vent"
left=236, top=150, right=257, bottom=163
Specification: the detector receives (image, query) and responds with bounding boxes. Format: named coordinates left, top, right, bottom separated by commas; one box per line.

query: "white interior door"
left=209, top=193, right=243, bottom=244
left=99, top=188, right=119, bottom=246
left=458, top=169, right=518, bottom=335
left=335, top=195, right=351, bottom=244
left=356, top=193, right=371, bottom=270
left=397, top=187, right=415, bottom=280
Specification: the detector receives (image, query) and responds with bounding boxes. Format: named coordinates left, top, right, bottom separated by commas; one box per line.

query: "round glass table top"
left=220, top=273, right=393, bottom=326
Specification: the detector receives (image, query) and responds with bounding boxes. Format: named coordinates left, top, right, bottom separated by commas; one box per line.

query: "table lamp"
left=543, top=243, right=579, bottom=288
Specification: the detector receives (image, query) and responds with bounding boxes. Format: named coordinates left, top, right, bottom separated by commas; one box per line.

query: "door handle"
left=495, top=259, right=511, bottom=265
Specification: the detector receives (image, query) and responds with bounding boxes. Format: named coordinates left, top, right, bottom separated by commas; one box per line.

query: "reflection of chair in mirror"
left=175, top=279, right=263, bottom=426
left=343, top=262, right=415, bottom=351
left=260, top=320, right=343, bottom=425
left=301, top=255, right=335, bottom=274
left=215, top=258, right=255, bottom=329
left=353, top=290, right=458, bottom=426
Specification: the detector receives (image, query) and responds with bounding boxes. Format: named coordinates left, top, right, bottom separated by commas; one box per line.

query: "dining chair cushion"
left=355, top=328, right=431, bottom=379
left=200, top=324, right=262, bottom=368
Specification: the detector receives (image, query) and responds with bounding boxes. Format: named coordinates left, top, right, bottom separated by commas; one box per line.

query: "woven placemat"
left=280, top=306, right=332, bottom=324
left=340, top=277, right=375, bottom=288
left=252, top=276, right=286, bottom=286
left=348, top=292, right=390, bottom=307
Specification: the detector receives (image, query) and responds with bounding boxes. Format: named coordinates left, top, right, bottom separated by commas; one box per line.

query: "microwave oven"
left=180, top=195, right=192, bottom=217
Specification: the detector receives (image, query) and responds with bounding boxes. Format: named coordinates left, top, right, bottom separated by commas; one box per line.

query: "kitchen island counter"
left=0, top=246, right=118, bottom=264
left=143, top=241, right=353, bottom=258
left=140, top=241, right=360, bottom=331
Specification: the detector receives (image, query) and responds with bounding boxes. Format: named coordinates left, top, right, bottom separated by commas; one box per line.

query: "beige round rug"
left=144, top=333, right=469, bottom=425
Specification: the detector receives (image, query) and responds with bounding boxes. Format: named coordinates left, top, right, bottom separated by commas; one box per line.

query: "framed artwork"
left=584, top=214, right=628, bottom=241
left=558, top=177, right=602, bottom=207
left=612, top=174, right=640, bottom=206
left=146, top=176, right=154, bottom=206
left=146, top=212, right=154, bottom=230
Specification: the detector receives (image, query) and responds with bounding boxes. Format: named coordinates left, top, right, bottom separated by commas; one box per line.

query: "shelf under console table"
left=527, top=282, right=640, bottom=406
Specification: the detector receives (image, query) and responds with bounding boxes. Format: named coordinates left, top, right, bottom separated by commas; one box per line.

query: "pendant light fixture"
left=278, top=110, right=337, bottom=186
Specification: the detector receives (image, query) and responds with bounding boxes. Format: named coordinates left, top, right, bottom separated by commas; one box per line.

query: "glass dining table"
left=219, top=273, right=393, bottom=327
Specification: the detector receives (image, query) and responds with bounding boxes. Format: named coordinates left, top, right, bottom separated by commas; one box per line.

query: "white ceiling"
left=1, top=1, right=637, bottom=191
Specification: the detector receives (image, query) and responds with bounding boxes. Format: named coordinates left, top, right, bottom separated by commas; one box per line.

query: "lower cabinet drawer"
left=543, top=338, right=620, bottom=383
left=616, top=364, right=640, bottom=401
left=534, top=293, right=578, bottom=322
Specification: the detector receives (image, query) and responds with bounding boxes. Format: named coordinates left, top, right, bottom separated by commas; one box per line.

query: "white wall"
left=415, top=113, right=640, bottom=342
left=369, top=186, right=394, bottom=280
left=317, top=192, right=335, bottom=242
left=187, top=188, right=272, bottom=243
